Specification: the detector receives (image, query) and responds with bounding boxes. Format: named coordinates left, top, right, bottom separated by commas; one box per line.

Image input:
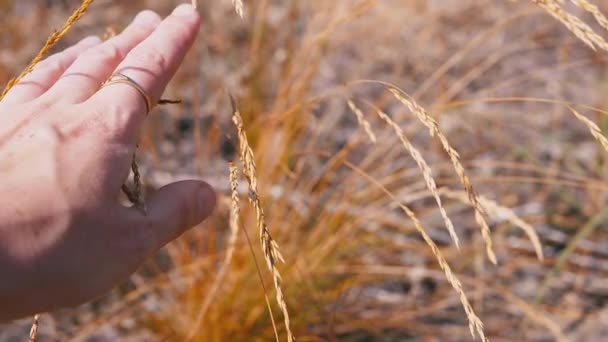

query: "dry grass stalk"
left=225, top=162, right=242, bottom=289
left=401, top=206, right=486, bottom=341
left=232, top=0, right=245, bottom=18
left=28, top=314, right=40, bottom=342
left=529, top=0, right=608, bottom=52
left=346, top=161, right=487, bottom=341
left=240, top=213, right=282, bottom=342
left=497, top=288, right=567, bottom=342
left=568, top=106, right=608, bottom=153
left=191, top=0, right=198, bottom=9
left=0, top=0, right=95, bottom=100
left=372, top=107, right=460, bottom=248
left=120, top=153, right=146, bottom=213
left=442, top=190, right=544, bottom=261
left=130, top=154, right=146, bottom=213
left=189, top=162, right=241, bottom=338
left=569, top=0, right=608, bottom=32
left=347, top=99, right=377, bottom=144
left=388, top=88, right=497, bottom=265
left=232, top=104, right=294, bottom=342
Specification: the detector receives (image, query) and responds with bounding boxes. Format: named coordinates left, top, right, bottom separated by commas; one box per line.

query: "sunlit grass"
left=3, top=0, right=608, bottom=341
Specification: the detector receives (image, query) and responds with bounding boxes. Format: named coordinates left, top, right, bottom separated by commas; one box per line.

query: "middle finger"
left=44, top=10, right=161, bottom=104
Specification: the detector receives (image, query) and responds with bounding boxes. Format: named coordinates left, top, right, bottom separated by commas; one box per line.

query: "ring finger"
left=44, top=10, right=161, bottom=104
left=0, top=36, right=101, bottom=105
left=89, top=4, right=200, bottom=144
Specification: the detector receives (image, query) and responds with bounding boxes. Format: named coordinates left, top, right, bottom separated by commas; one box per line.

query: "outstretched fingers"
left=89, top=4, right=200, bottom=144
left=44, top=10, right=162, bottom=104
left=1, top=36, right=102, bottom=105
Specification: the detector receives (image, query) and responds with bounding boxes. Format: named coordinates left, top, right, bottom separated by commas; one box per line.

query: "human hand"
left=0, top=3, right=215, bottom=321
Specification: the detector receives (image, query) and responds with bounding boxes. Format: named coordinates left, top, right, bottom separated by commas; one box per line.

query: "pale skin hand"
left=0, top=4, right=215, bottom=321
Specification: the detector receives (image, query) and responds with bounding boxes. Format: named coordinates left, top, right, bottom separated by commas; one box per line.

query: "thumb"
left=142, top=180, right=216, bottom=248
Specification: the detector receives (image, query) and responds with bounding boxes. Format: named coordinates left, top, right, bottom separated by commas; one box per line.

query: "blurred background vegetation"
left=2, top=0, right=608, bottom=341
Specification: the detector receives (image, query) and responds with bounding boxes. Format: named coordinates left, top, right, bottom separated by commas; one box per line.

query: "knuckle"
left=81, top=35, right=102, bottom=45
left=135, top=46, right=168, bottom=71
left=37, top=58, right=67, bottom=76
left=88, top=43, right=122, bottom=64
left=88, top=102, right=130, bottom=139
left=20, top=57, right=67, bottom=84
left=168, top=21, right=195, bottom=49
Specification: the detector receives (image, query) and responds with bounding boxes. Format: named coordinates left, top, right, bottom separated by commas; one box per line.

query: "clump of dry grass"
left=0, top=0, right=94, bottom=100
left=11, top=0, right=608, bottom=340
left=530, top=0, right=608, bottom=52
left=232, top=101, right=294, bottom=342
left=387, top=87, right=498, bottom=265
left=346, top=98, right=486, bottom=340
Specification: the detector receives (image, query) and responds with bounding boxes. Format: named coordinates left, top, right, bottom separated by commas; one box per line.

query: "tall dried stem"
left=529, top=0, right=608, bottom=52
left=232, top=100, right=294, bottom=342
left=389, top=88, right=497, bottom=264
left=362, top=104, right=460, bottom=248
left=345, top=161, right=487, bottom=341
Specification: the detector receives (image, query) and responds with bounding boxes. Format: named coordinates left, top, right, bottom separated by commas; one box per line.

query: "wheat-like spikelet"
left=232, top=0, right=245, bottom=18
left=442, top=190, right=544, bottom=261
left=388, top=88, right=497, bottom=264
left=0, top=0, right=94, bottom=100
left=400, top=205, right=487, bottom=341
left=347, top=99, right=377, bottom=143
left=529, top=0, right=608, bottom=52
left=570, top=0, right=608, bottom=31
left=131, top=153, right=146, bottom=213
left=569, top=0, right=608, bottom=30
left=348, top=162, right=487, bottom=341
left=28, top=314, right=40, bottom=342
left=371, top=107, right=460, bottom=248
left=568, top=107, right=608, bottom=153
left=119, top=152, right=146, bottom=213
left=226, top=162, right=241, bottom=281
left=232, top=105, right=294, bottom=342
left=189, top=162, right=241, bottom=338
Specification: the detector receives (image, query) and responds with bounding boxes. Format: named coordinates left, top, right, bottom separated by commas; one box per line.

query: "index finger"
left=90, top=4, right=200, bottom=142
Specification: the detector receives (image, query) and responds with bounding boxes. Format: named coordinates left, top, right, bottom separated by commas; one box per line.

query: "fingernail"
left=173, top=4, right=197, bottom=17
left=133, top=10, right=161, bottom=25
left=198, top=184, right=217, bottom=219
left=78, top=35, right=102, bottom=45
